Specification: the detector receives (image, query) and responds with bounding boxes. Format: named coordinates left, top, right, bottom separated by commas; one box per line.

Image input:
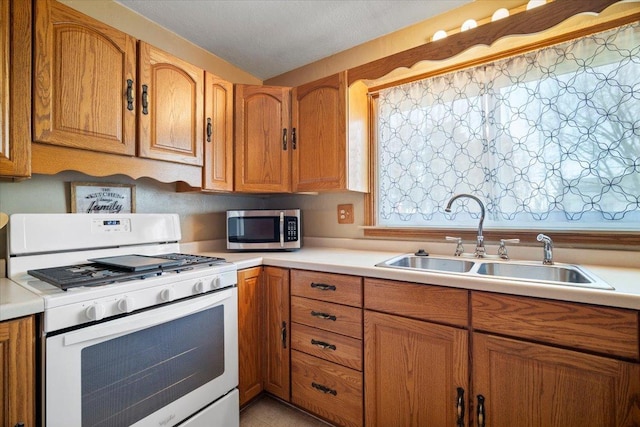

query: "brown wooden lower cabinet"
left=238, top=267, right=264, bottom=406
left=364, top=310, right=469, bottom=427
left=292, top=350, right=363, bottom=427
left=0, top=315, right=35, bottom=427
left=263, top=266, right=291, bottom=401
left=473, top=332, right=640, bottom=427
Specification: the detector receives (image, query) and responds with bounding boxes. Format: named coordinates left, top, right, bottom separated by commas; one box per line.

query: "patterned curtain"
left=377, top=23, right=640, bottom=230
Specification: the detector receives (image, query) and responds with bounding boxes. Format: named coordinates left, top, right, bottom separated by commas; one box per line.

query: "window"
left=376, top=23, right=640, bottom=232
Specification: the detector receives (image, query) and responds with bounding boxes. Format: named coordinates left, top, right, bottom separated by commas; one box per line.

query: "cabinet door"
left=138, top=42, right=203, bottom=166
left=473, top=333, right=640, bottom=427
left=292, top=73, right=346, bottom=192
left=238, top=267, right=264, bottom=406
left=234, top=85, right=291, bottom=192
left=0, top=0, right=31, bottom=178
left=0, top=316, right=35, bottom=427
left=202, top=72, right=233, bottom=191
left=33, top=0, right=136, bottom=156
left=263, top=266, right=291, bottom=401
left=364, top=311, right=469, bottom=427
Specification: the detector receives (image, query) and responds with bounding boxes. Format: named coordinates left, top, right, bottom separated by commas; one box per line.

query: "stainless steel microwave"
left=226, top=209, right=301, bottom=251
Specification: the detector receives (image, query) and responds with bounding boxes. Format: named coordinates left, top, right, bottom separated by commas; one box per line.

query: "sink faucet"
left=537, top=233, right=554, bottom=265
left=445, top=193, right=485, bottom=258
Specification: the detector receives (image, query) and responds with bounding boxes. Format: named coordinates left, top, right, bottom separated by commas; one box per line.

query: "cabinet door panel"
left=473, top=333, right=640, bottom=427
left=364, top=311, right=468, bottom=427
left=33, top=0, right=136, bottom=155
left=238, top=267, right=263, bottom=406
left=234, top=85, right=291, bottom=192
left=263, top=266, right=291, bottom=401
left=138, top=42, right=203, bottom=166
left=292, top=73, right=346, bottom=191
left=0, top=0, right=31, bottom=178
left=0, top=316, right=35, bottom=427
left=203, top=72, right=233, bottom=191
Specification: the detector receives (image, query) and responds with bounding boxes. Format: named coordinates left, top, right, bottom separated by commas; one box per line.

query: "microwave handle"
left=279, top=211, right=285, bottom=247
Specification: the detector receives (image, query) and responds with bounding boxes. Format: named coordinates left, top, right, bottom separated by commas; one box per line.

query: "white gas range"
left=8, top=213, right=239, bottom=427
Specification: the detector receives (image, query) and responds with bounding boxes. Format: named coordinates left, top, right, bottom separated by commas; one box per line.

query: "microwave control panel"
left=285, top=217, right=299, bottom=242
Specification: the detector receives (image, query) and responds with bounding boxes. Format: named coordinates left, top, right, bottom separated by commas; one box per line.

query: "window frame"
left=361, top=2, right=640, bottom=248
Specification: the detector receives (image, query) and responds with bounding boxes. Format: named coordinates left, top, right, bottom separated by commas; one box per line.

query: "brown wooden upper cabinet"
left=292, top=72, right=369, bottom=193
left=33, top=0, right=137, bottom=156
left=33, top=0, right=204, bottom=169
left=234, top=84, right=292, bottom=193
left=137, top=42, right=203, bottom=166
left=202, top=72, right=234, bottom=191
left=0, top=0, right=31, bottom=179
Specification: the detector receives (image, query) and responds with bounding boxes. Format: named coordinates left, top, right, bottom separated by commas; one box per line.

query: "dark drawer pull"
left=311, top=282, right=336, bottom=291
left=311, top=382, right=337, bottom=396
left=311, top=311, right=337, bottom=321
left=311, top=339, right=337, bottom=351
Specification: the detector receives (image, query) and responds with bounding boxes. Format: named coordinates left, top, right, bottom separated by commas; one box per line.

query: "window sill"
left=363, top=227, right=640, bottom=250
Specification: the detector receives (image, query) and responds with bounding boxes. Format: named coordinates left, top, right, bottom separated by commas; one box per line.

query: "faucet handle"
left=498, top=238, right=520, bottom=260
left=445, top=236, right=464, bottom=257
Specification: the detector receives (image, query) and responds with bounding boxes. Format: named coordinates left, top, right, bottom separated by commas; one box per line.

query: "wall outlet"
left=337, top=204, right=354, bottom=224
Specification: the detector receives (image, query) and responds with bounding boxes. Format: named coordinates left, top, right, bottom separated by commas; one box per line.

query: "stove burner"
left=27, top=253, right=227, bottom=290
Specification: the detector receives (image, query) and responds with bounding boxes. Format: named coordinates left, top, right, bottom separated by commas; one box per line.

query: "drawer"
left=292, top=350, right=363, bottom=427
left=291, top=323, right=362, bottom=370
left=291, top=270, right=363, bottom=307
left=364, top=278, right=469, bottom=327
left=292, top=296, right=362, bottom=339
left=472, top=291, right=640, bottom=360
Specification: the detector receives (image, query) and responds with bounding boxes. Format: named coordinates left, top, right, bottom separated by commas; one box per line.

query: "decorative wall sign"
left=71, top=182, right=136, bottom=214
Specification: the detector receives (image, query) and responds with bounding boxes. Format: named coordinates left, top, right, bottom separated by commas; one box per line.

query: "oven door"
left=45, top=287, right=238, bottom=427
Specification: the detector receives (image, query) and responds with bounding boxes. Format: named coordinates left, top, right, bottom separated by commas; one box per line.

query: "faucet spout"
left=445, top=193, right=486, bottom=258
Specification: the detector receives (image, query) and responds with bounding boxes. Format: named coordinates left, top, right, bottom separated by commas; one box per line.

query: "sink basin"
left=375, top=253, right=613, bottom=290
left=476, top=262, right=614, bottom=290
left=376, top=254, right=475, bottom=273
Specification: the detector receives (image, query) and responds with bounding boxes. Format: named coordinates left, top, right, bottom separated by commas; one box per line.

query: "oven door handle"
left=62, top=288, right=235, bottom=347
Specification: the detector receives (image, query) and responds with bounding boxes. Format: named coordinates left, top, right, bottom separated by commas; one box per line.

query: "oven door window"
left=80, top=305, right=224, bottom=427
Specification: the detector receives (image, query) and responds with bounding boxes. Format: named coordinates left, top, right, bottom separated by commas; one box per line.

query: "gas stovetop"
left=28, top=253, right=227, bottom=290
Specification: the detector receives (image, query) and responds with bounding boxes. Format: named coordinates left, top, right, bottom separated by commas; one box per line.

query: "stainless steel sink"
left=475, top=262, right=614, bottom=290
left=376, top=254, right=476, bottom=273
left=375, top=253, right=613, bottom=290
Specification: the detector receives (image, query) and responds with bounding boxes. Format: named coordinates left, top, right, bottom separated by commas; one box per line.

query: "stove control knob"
left=118, top=296, right=135, bottom=313
left=194, top=280, right=206, bottom=294
left=160, top=287, right=176, bottom=302
left=211, top=276, right=221, bottom=290
left=85, top=303, right=106, bottom=321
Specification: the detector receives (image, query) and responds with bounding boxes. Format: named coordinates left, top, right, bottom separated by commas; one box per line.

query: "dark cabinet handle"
left=311, top=339, right=337, bottom=351
left=477, top=395, right=485, bottom=427
left=311, top=311, right=337, bottom=321
left=14, top=423, right=25, bottom=427
left=310, top=282, right=336, bottom=291
left=311, top=382, right=337, bottom=396
left=456, top=387, right=465, bottom=427
left=141, top=84, right=149, bottom=115
left=206, top=118, right=212, bottom=142
left=292, top=127, right=297, bottom=149
left=281, top=321, right=287, bottom=349
left=126, top=79, right=134, bottom=111
left=282, top=128, right=287, bottom=150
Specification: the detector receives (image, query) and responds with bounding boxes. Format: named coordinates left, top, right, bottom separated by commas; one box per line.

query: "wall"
left=0, top=172, right=265, bottom=260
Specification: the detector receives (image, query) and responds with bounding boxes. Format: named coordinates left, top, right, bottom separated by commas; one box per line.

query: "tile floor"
left=240, top=395, right=331, bottom=427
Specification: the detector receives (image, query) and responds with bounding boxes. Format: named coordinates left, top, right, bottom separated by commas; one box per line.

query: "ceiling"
left=115, top=0, right=471, bottom=80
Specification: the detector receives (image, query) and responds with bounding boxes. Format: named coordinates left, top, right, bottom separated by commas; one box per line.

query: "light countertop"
left=196, top=246, right=640, bottom=311
left=3, top=242, right=640, bottom=322
left=0, top=278, right=44, bottom=322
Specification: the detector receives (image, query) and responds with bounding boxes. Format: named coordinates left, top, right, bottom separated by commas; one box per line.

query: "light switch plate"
left=337, top=204, right=354, bottom=224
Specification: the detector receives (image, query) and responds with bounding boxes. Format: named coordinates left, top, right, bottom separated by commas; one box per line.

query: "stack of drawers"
left=290, top=270, right=363, bottom=427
